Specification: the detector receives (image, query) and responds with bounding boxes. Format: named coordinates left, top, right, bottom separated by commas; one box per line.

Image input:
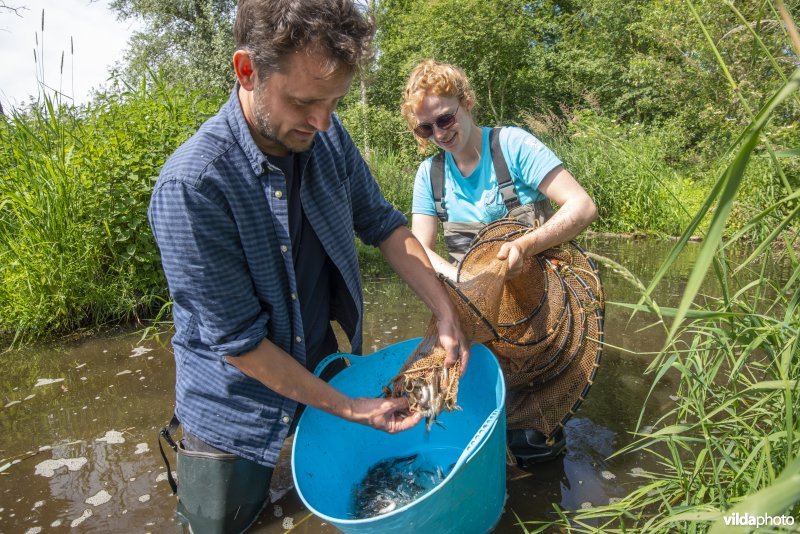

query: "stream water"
left=0, top=236, right=723, bottom=532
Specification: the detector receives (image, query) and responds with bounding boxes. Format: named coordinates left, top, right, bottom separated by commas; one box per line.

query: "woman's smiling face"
left=413, top=94, right=472, bottom=155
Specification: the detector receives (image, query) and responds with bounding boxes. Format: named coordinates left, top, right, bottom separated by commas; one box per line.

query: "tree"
left=371, top=0, right=798, bottom=156
left=109, top=0, right=237, bottom=94
left=372, top=0, right=554, bottom=125
left=0, top=2, right=25, bottom=16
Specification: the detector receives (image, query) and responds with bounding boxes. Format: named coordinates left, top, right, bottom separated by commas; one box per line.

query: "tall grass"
left=366, top=148, right=418, bottom=217
left=528, top=110, right=704, bottom=237
left=518, top=2, right=800, bottom=532
left=0, top=73, right=222, bottom=346
left=2, top=4, right=797, bottom=351
left=0, top=94, right=103, bottom=344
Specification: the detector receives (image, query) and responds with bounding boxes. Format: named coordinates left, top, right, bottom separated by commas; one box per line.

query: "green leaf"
left=666, top=69, right=800, bottom=344
left=774, top=148, right=800, bottom=158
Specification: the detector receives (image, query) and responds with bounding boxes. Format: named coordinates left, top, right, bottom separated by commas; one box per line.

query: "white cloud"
left=0, top=0, right=140, bottom=109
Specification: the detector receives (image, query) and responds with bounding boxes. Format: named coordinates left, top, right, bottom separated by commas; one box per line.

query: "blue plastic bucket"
left=292, top=338, right=506, bottom=533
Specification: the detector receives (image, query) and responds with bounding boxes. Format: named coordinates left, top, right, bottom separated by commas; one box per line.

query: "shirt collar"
left=223, top=82, right=269, bottom=176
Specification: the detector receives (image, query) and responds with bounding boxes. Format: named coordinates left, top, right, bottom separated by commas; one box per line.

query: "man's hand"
left=497, top=241, right=526, bottom=279
left=348, top=397, right=423, bottom=433
left=437, top=316, right=470, bottom=373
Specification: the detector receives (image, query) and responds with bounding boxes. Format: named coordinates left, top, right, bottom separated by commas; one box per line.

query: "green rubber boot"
left=175, top=442, right=272, bottom=533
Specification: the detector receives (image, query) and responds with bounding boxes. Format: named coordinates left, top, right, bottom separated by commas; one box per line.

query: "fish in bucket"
left=291, top=339, right=507, bottom=533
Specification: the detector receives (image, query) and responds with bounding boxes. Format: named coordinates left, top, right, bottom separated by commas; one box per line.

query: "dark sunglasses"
left=413, top=104, right=460, bottom=138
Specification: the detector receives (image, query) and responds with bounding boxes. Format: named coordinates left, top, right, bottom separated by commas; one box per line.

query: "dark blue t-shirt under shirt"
left=267, top=153, right=338, bottom=371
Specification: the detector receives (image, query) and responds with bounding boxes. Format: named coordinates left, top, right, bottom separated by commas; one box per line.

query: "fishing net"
left=386, top=255, right=507, bottom=426
left=387, top=219, right=605, bottom=437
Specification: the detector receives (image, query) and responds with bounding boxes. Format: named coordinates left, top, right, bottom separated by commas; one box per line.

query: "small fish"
left=351, top=453, right=449, bottom=519
left=393, top=364, right=455, bottom=432
left=424, top=368, right=446, bottom=431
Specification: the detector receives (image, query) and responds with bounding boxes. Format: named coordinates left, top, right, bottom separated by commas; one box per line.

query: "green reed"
left=0, top=72, right=222, bottom=347
left=519, top=2, right=800, bottom=532
left=539, top=112, right=703, bottom=238
left=0, top=93, right=100, bottom=345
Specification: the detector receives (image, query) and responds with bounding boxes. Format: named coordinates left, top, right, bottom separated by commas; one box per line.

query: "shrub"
left=0, top=73, right=223, bottom=344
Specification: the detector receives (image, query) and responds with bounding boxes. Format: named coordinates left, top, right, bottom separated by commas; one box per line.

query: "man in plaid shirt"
left=148, top=1, right=469, bottom=532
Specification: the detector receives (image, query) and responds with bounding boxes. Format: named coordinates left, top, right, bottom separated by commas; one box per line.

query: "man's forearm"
left=224, top=338, right=352, bottom=419
left=379, top=225, right=470, bottom=369
left=224, top=336, right=423, bottom=432
left=379, top=226, right=458, bottom=321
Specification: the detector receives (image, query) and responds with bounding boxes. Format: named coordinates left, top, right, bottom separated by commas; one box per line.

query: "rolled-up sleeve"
left=149, top=178, right=267, bottom=357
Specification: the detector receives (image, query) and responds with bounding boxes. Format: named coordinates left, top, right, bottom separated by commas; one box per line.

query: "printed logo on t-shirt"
left=479, top=184, right=508, bottom=222
left=524, top=137, right=546, bottom=158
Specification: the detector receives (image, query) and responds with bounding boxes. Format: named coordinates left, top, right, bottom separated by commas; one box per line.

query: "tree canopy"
left=108, top=0, right=799, bottom=159
left=110, top=0, right=237, bottom=93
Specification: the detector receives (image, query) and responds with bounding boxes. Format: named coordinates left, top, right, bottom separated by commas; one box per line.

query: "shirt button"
left=291, top=293, right=297, bottom=300
left=295, top=336, right=302, bottom=343
left=281, top=415, right=290, bottom=424
left=274, top=190, right=283, bottom=199
left=280, top=245, right=288, bottom=253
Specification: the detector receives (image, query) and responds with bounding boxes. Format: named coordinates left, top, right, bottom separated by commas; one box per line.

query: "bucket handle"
left=451, top=408, right=502, bottom=471
left=312, top=352, right=353, bottom=378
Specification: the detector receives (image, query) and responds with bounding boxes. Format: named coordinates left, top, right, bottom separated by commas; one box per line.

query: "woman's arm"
left=411, top=213, right=459, bottom=280
left=497, top=166, right=597, bottom=277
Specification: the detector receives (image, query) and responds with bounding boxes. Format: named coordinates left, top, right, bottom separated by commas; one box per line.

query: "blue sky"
left=0, top=0, right=140, bottom=109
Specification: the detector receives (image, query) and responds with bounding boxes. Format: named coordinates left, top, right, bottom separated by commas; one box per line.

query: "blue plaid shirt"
left=148, top=86, right=406, bottom=466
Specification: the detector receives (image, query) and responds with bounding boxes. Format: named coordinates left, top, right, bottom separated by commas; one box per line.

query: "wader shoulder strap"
left=490, top=127, right=521, bottom=211
left=429, top=127, right=521, bottom=222
left=158, top=414, right=181, bottom=494
left=431, top=151, right=447, bottom=222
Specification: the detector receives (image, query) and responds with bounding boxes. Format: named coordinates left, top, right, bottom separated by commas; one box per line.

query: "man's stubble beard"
left=252, top=85, right=314, bottom=154
left=252, top=93, right=289, bottom=153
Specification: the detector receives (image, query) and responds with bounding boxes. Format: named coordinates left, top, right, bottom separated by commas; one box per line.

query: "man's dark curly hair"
left=234, top=0, right=375, bottom=77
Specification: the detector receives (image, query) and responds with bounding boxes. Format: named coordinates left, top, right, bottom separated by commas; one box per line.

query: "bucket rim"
left=291, top=341, right=507, bottom=525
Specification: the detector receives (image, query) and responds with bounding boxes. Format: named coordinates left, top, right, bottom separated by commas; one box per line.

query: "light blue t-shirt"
left=411, top=126, right=562, bottom=223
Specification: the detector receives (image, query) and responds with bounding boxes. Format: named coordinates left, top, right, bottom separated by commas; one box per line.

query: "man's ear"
left=233, top=50, right=257, bottom=90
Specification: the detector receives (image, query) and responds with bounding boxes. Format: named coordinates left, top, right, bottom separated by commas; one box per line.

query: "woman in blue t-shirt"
left=401, top=60, right=597, bottom=281
left=401, top=60, right=598, bottom=464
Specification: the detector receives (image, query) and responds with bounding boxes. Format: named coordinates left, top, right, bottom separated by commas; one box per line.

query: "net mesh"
left=387, top=219, right=605, bottom=437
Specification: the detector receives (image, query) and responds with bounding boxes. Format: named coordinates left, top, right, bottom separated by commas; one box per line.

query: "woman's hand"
left=496, top=241, right=526, bottom=279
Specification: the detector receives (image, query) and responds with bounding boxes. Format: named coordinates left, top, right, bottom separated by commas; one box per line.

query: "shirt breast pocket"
left=480, top=184, right=508, bottom=222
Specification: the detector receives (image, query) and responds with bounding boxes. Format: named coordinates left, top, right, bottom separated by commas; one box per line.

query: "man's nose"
left=307, top=106, right=332, bottom=132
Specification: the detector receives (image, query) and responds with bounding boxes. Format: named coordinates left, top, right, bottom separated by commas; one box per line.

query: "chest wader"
left=432, top=128, right=555, bottom=264
left=159, top=416, right=273, bottom=533
left=431, top=127, right=566, bottom=464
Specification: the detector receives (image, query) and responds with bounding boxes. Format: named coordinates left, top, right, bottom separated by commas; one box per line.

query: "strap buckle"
left=157, top=414, right=181, bottom=494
